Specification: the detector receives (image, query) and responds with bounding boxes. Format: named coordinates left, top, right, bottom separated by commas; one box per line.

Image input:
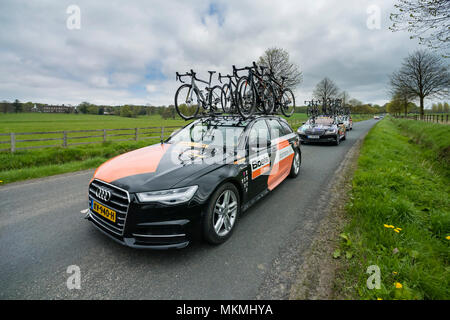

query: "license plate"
left=308, top=135, right=320, bottom=139
left=91, top=200, right=116, bottom=223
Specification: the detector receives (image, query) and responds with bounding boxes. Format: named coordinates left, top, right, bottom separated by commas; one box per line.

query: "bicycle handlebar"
left=176, top=69, right=209, bottom=84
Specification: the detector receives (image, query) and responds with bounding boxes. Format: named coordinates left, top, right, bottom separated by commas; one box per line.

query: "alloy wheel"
left=213, top=190, right=238, bottom=237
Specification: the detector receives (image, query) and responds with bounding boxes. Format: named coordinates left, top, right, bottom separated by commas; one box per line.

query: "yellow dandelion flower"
left=446, top=236, right=450, bottom=240
left=393, top=271, right=398, bottom=275
left=384, top=224, right=389, bottom=228
left=395, top=282, right=403, bottom=289
left=396, top=227, right=402, bottom=231
left=388, top=225, right=395, bottom=228
left=394, top=229, right=400, bottom=233
left=377, top=298, right=383, bottom=300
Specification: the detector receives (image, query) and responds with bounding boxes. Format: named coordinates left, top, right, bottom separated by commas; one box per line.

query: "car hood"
left=300, top=123, right=335, bottom=131
left=93, top=142, right=232, bottom=193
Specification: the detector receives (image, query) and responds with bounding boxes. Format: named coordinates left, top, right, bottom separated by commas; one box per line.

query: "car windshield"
left=315, top=117, right=334, bottom=125
left=167, top=121, right=245, bottom=148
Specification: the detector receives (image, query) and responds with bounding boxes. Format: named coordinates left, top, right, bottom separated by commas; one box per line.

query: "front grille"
left=305, top=129, right=325, bottom=135
left=89, top=179, right=130, bottom=236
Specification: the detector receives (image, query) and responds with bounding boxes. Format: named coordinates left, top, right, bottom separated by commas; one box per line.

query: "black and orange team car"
left=296, top=115, right=346, bottom=145
left=85, top=115, right=301, bottom=249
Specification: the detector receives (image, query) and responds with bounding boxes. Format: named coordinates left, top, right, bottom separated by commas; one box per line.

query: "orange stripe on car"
left=267, top=153, right=294, bottom=190
left=277, top=139, right=290, bottom=150
left=93, top=144, right=171, bottom=183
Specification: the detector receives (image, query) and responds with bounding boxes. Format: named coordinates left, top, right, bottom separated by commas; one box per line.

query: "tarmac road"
left=0, top=119, right=377, bottom=299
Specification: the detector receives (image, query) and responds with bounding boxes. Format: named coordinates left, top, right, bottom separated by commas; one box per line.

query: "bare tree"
left=313, top=77, right=339, bottom=102
left=257, top=47, right=302, bottom=89
left=390, top=50, right=450, bottom=117
left=391, top=89, right=415, bottom=116
left=340, top=91, right=350, bottom=107
left=390, top=0, right=450, bottom=54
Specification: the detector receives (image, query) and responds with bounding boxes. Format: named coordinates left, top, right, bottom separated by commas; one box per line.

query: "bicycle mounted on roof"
left=305, top=98, right=349, bottom=124
left=174, top=62, right=296, bottom=120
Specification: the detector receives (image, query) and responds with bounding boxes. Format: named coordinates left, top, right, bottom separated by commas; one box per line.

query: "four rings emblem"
left=96, top=187, right=111, bottom=202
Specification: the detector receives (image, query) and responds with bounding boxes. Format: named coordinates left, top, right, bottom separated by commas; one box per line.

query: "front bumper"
left=86, top=180, right=204, bottom=249
left=298, top=134, right=337, bottom=143
left=86, top=211, right=197, bottom=249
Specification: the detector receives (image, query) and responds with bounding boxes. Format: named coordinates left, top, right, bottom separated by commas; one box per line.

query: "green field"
left=0, top=112, right=186, bottom=133
left=335, top=117, right=449, bottom=299
left=0, top=113, right=187, bottom=184
left=0, top=112, right=374, bottom=184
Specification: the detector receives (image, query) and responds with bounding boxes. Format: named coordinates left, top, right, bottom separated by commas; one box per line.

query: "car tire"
left=202, top=182, right=240, bottom=245
left=334, top=135, right=340, bottom=146
left=342, top=132, right=346, bottom=141
left=289, top=149, right=301, bottom=178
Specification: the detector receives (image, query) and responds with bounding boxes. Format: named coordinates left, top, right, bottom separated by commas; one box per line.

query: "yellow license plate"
left=92, top=201, right=116, bottom=223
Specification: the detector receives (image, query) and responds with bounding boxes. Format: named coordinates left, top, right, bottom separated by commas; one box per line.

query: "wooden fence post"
left=10, top=132, right=15, bottom=153
left=103, top=129, right=107, bottom=142
left=63, top=131, right=67, bottom=147
left=135, top=128, right=138, bottom=141
left=161, top=127, right=164, bottom=142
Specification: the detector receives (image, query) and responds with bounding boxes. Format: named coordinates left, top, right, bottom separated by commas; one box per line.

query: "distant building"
left=32, top=105, right=75, bottom=113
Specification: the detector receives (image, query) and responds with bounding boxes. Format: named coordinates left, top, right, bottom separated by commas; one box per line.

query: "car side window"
left=279, top=120, right=293, bottom=135
left=248, top=120, right=270, bottom=149
left=267, top=119, right=285, bottom=140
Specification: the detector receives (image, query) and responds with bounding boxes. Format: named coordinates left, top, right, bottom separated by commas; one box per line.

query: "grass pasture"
left=0, top=113, right=186, bottom=150
left=0, top=113, right=186, bottom=183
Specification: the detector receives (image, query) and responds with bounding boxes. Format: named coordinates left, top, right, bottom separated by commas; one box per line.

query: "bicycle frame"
left=218, top=73, right=239, bottom=108
left=176, top=70, right=215, bottom=110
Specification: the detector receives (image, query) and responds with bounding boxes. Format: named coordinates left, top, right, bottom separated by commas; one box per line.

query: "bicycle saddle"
left=208, top=71, right=216, bottom=74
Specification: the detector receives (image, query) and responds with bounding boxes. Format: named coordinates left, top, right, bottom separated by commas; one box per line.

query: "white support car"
left=338, top=115, right=353, bottom=131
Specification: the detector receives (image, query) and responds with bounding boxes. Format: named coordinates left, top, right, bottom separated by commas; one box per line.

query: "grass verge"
left=0, top=139, right=161, bottom=184
left=334, top=117, right=449, bottom=300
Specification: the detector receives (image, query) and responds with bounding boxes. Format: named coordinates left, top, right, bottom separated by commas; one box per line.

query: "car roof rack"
left=192, top=111, right=280, bottom=121
left=304, top=98, right=351, bottom=124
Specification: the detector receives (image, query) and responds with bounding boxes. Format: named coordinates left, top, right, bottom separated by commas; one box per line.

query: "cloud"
left=0, top=0, right=424, bottom=107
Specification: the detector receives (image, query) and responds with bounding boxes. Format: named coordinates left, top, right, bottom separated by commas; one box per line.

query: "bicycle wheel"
left=221, top=83, right=234, bottom=114
left=174, top=84, right=200, bottom=120
left=209, top=85, right=225, bottom=114
left=236, top=76, right=256, bottom=118
left=280, top=88, right=295, bottom=117
left=262, top=83, right=275, bottom=115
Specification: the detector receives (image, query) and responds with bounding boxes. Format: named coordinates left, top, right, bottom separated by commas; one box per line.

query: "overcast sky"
left=0, top=0, right=425, bottom=107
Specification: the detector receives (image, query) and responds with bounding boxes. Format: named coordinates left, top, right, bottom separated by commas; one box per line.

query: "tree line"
left=0, top=99, right=180, bottom=119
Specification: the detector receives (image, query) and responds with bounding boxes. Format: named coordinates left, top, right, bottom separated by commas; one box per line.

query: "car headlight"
left=136, top=185, right=198, bottom=205
left=298, top=127, right=305, bottom=133
left=325, top=129, right=336, bottom=134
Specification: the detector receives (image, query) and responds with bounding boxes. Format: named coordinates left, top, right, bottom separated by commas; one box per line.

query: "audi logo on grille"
left=96, top=187, right=111, bottom=202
